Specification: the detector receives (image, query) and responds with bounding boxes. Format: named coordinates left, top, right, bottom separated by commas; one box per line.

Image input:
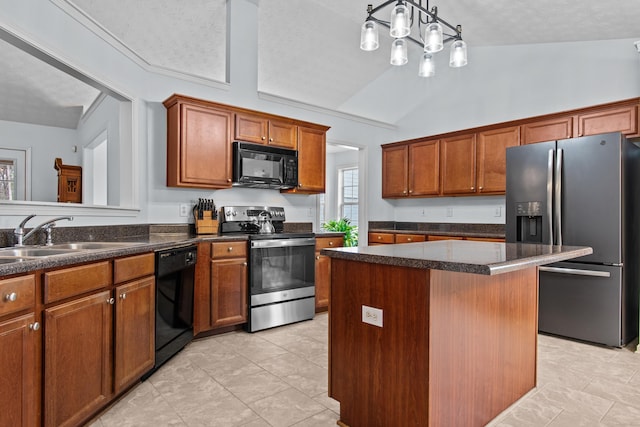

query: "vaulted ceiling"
left=2, top=0, right=640, bottom=128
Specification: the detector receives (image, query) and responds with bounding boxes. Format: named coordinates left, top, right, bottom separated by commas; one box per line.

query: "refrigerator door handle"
left=554, top=148, right=563, bottom=245
left=547, top=149, right=554, bottom=245
left=539, top=266, right=611, bottom=278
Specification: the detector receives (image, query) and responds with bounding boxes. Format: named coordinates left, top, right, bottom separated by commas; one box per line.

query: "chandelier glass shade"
left=360, top=0, right=467, bottom=77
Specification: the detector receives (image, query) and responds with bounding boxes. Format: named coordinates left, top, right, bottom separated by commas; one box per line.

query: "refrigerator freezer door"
left=558, top=133, right=622, bottom=264
left=538, top=261, right=622, bottom=347
left=506, top=141, right=555, bottom=244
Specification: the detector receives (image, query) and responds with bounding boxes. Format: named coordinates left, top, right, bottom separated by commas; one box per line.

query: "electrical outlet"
left=179, top=203, right=190, bottom=217
left=494, top=207, right=502, bottom=217
left=362, top=305, right=383, bottom=328
left=446, top=207, right=453, bottom=217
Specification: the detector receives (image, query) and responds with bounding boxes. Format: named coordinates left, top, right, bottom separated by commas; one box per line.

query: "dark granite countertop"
left=368, top=229, right=505, bottom=239
left=0, top=233, right=251, bottom=277
left=322, top=240, right=592, bottom=275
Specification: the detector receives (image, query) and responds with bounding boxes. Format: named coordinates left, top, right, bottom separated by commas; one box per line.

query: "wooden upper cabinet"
left=165, top=98, right=233, bottom=189
left=441, top=134, right=476, bottom=195
left=291, top=126, right=326, bottom=193
left=409, top=140, right=440, bottom=196
left=382, top=145, right=409, bottom=197
left=476, top=126, right=520, bottom=194
left=575, top=105, right=638, bottom=137
left=235, top=113, right=298, bottom=149
left=521, top=116, right=573, bottom=144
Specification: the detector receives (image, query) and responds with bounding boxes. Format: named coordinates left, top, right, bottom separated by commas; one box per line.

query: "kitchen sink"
left=0, top=248, right=83, bottom=258
left=50, top=242, right=145, bottom=250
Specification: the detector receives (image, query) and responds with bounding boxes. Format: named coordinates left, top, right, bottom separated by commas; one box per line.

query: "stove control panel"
left=221, top=206, right=286, bottom=222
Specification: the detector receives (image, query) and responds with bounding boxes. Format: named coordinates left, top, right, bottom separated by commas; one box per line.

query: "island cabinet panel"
left=381, top=145, right=408, bottom=197
left=476, top=126, right=520, bottom=194
left=0, top=313, right=38, bottom=427
left=427, top=268, right=537, bottom=427
left=329, top=260, right=538, bottom=427
left=330, top=260, right=430, bottom=426
left=521, top=116, right=573, bottom=144
left=44, top=290, right=113, bottom=427
left=440, top=133, right=477, bottom=195
left=166, top=100, right=233, bottom=189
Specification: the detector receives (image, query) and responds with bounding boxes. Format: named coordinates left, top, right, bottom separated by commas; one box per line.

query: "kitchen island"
left=322, top=240, right=592, bottom=427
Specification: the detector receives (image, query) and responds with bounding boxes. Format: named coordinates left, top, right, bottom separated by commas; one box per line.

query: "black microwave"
left=232, top=141, right=298, bottom=189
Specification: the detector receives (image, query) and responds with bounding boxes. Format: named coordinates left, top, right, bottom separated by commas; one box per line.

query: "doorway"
left=318, top=142, right=366, bottom=246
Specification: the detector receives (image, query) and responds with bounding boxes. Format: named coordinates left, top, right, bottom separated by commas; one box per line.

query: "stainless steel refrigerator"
left=506, top=132, right=640, bottom=347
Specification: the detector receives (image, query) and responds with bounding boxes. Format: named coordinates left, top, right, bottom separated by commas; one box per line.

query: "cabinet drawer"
left=114, top=253, right=155, bottom=284
left=211, top=241, right=248, bottom=259
left=0, top=275, right=35, bottom=317
left=44, top=261, right=112, bottom=304
left=395, top=234, right=426, bottom=244
left=316, top=237, right=344, bottom=250
left=368, top=233, right=395, bottom=244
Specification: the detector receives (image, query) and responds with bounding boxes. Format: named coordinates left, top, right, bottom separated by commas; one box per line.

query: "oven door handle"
left=251, top=237, right=316, bottom=249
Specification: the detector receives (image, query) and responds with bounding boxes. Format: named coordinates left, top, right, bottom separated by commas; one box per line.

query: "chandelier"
left=360, top=0, right=468, bottom=77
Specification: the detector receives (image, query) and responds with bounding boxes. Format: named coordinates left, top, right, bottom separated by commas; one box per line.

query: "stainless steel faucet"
left=14, top=215, right=74, bottom=246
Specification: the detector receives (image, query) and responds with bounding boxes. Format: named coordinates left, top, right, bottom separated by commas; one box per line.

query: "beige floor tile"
left=546, top=410, right=603, bottom=427
left=584, top=377, right=640, bottom=411
left=248, top=388, right=326, bottom=427
left=312, top=392, right=340, bottom=415
left=224, top=369, right=291, bottom=403
left=601, top=401, right=640, bottom=426
left=291, top=409, right=340, bottom=426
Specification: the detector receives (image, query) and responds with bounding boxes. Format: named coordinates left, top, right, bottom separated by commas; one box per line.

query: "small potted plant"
left=321, top=218, right=358, bottom=247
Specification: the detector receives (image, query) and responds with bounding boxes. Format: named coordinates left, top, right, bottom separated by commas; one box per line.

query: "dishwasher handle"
left=251, top=237, right=316, bottom=249
left=538, top=266, right=611, bottom=278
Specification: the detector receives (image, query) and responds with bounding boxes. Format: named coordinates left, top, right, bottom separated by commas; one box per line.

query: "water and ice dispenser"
left=515, top=202, right=543, bottom=244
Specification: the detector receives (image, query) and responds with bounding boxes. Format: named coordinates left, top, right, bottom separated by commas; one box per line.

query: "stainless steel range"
left=220, top=206, right=315, bottom=332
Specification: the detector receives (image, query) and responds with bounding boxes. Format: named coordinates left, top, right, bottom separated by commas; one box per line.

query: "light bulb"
left=390, top=38, right=408, bottom=66
left=418, top=52, right=435, bottom=77
left=424, top=22, right=443, bottom=53
left=390, top=2, right=410, bottom=38
left=360, top=20, right=379, bottom=51
left=449, top=39, right=468, bottom=67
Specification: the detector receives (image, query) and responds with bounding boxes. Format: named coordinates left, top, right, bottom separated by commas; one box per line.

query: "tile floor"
left=89, top=312, right=640, bottom=427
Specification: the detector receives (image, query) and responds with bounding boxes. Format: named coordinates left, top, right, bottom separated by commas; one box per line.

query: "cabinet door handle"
left=378, top=236, right=382, bottom=240
left=471, top=186, right=475, bottom=190
left=29, top=322, right=40, bottom=331
left=402, top=190, right=407, bottom=194
left=407, top=238, right=412, bottom=242
left=261, top=136, right=266, bottom=140
left=120, top=293, right=127, bottom=300
left=228, top=247, right=233, bottom=252
left=107, top=297, right=115, bottom=305
left=243, top=262, right=248, bottom=266
left=408, top=190, right=413, bottom=194
left=4, top=292, right=17, bottom=302
left=269, top=137, right=273, bottom=142
left=329, top=241, right=334, bottom=246
left=227, top=178, right=232, bottom=183
left=316, top=255, right=321, bottom=260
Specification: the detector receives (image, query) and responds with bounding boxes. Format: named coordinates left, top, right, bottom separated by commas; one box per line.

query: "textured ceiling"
left=2, top=0, right=640, bottom=128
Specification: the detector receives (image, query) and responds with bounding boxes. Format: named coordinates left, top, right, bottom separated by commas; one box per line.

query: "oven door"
left=249, top=237, right=315, bottom=306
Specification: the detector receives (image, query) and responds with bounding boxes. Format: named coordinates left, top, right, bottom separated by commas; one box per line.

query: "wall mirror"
left=0, top=25, right=138, bottom=216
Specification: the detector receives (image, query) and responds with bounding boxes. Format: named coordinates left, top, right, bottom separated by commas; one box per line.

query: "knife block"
left=195, top=212, right=219, bottom=235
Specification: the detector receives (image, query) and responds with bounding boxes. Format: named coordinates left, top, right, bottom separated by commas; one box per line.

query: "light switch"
left=362, top=305, right=383, bottom=327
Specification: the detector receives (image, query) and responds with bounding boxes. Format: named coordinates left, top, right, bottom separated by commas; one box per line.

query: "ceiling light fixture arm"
left=365, top=0, right=463, bottom=43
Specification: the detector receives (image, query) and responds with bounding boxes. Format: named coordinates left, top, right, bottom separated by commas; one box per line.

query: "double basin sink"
left=0, top=242, right=146, bottom=264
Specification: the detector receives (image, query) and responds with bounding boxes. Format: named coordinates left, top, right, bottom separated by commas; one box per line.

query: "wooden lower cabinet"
left=315, top=236, right=344, bottom=312
left=368, top=232, right=395, bottom=245
left=210, top=242, right=248, bottom=329
left=394, top=234, right=426, bottom=244
left=44, top=290, right=113, bottom=427
left=113, top=276, right=155, bottom=393
left=0, top=313, right=39, bottom=427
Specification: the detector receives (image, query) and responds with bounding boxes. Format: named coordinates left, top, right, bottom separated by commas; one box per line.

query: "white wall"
left=0, top=119, right=80, bottom=202
left=0, top=0, right=638, bottom=229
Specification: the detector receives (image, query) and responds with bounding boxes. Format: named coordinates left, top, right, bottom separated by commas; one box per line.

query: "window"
left=339, top=167, right=358, bottom=226
left=0, top=159, right=16, bottom=200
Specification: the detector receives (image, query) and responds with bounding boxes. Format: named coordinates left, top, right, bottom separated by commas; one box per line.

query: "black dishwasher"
left=145, top=245, right=197, bottom=379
